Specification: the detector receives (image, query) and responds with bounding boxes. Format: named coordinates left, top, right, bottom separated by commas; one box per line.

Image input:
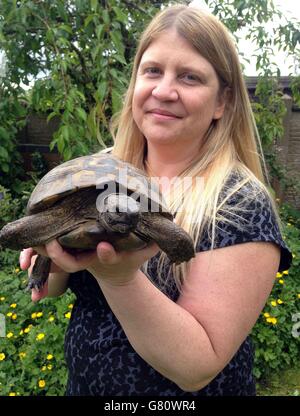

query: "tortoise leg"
left=27, top=255, right=51, bottom=291
left=138, top=213, right=195, bottom=264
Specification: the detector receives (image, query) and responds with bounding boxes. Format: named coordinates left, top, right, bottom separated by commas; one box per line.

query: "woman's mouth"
left=148, top=109, right=181, bottom=120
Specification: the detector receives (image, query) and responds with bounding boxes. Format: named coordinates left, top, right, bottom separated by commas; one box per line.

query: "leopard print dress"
left=64, top=174, right=292, bottom=396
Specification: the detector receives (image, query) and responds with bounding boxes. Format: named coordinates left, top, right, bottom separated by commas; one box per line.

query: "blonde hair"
left=111, top=5, right=279, bottom=290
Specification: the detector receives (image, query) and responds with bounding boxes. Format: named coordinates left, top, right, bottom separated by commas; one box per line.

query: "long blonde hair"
left=111, top=5, right=279, bottom=290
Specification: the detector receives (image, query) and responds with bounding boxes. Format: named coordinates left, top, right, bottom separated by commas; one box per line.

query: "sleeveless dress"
left=64, top=174, right=292, bottom=396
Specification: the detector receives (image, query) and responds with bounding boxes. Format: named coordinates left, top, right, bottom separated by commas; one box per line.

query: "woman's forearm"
left=97, top=271, right=221, bottom=391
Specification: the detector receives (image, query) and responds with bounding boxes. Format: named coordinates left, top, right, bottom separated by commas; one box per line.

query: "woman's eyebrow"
left=139, top=60, right=207, bottom=77
left=139, top=60, right=160, bottom=69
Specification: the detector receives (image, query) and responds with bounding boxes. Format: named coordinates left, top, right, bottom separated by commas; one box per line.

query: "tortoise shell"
left=27, top=153, right=169, bottom=216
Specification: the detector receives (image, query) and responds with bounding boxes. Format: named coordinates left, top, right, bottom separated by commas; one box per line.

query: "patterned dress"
left=64, top=174, right=292, bottom=396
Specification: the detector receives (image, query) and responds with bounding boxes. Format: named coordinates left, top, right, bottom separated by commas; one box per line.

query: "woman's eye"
left=144, top=67, right=161, bottom=76
left=181, top=73, right=201, bottom=83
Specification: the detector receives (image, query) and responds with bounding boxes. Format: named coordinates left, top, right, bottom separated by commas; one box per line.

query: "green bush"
left=0, top=250, right=75, bottom=396
left=0, top=185, right=20, bottom=230
left=251, top=203, right=300, bottom=381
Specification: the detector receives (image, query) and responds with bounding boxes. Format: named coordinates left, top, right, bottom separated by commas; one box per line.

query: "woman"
left=20, top=5, right=292, bottom=396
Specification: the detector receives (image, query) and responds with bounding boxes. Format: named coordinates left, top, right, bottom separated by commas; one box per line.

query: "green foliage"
left=0, top=186, right=20, bottom=230
left=0, top=252, right=75, bottom=396
left=252, top=78, right=287, bottom=149
left=0, top=87, right=26, bottom=189
left=251, top=204, right=300, bottom=381
left=0, top=0, right=167, bottom=161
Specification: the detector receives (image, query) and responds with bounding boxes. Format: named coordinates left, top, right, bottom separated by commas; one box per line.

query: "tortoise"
left=0, top=153, right=195, bottom=291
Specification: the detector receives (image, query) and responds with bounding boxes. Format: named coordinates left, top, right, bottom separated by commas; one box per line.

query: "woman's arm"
left=95, top=242, right=280, bottom=392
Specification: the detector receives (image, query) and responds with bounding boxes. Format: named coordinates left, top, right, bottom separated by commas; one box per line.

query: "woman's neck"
left=144, top=145, right=199, bottom=179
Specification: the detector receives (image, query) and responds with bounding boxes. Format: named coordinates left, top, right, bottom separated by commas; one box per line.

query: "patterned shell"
left=27, top=153, right=170, bottom=216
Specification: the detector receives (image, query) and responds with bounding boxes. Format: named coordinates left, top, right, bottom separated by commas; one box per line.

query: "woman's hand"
left=19, top=247, right=66, bottom=302
left=34, top=239, right=159, bottom=286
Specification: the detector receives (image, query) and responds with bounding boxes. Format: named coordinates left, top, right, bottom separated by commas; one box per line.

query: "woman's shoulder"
left=220, top=169, right=270, bottom=206
left=198, top=168, right=293, bottom=272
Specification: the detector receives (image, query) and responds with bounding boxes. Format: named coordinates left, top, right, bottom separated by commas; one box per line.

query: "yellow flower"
left=12, top=314, right=17, bottom=320
left=41, top=366, right=47, bottom=371
left=6, top=312, right=12, bottom=317
left=282, top=270, right=289, bottom=275
left=276, top=272, right=283, bottom=278
left=271, top=301, right=277, bottom=307
left=48, top=316, right=55, bottom=322
left=297, top=294, right=300, bottom=299
left=36, top=312, right=43, bottom=318
left=68, top=304, right=74, bottom=309
left=0, top=297, right=5, bottom=301
left=9, top=392, right=16, bottom=396
left=31, top=313, right=37, bottom=319
left=47, top=364, right=52, bottom=370
left=46, top=354, right=53, bottom=360
left=7, top=332, right=14, bottom=339
left=277, top=299, right=283, bottom=304
left=278, top=279, right=284, bottom=284
left=264, top=312, right=270, bottom=318
left=24, top=327, right=31, bottom=334
left=292, top=253, right=296, bottom=258
left=0, top=353, right=6, bottom=361
left=19, top=352, right=26, bottom=359
left=287, top=223, right=292, bottom=226
left=38, top=380, right=46, bottom=388
left=10, top=303, right=17, bottom=308
left=36, top=333, right=45, bottom=341
left=266, top=317, right=277, bottom=324
left=64, top=312, right=71, bottom=319
left=15, top=268, right=20, bottom=273
left=19, top=330, right=24, bottom=336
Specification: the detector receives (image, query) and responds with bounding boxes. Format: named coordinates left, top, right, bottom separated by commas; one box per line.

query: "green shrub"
left=251, top=204, right=300, bottom=381
left=0, top=250, right=75, bottom=396
left=0, top=185, right=20, bottom=230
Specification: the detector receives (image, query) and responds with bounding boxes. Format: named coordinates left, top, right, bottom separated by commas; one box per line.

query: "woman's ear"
left=213, top=87, right=231, bottom=120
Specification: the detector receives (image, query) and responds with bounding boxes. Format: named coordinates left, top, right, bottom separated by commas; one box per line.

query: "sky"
left=190, top=0, right=300, bottom=76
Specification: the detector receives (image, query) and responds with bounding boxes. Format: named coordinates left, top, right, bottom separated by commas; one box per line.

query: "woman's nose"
left=151, top=76, right=178, bottom=101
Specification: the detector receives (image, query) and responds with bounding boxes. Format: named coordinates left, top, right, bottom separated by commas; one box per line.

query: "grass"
left=256, top=366, right=300, bottom=396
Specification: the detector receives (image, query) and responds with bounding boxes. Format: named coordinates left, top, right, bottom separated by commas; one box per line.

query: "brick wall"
left=280, top=97, right=300, bottom=208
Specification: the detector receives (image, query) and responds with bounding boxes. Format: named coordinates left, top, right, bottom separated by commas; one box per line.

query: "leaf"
left=76, top=107, right=87, bottom=122
left=47, top=112, right=58, bottom=123
left=91, top=0, right=98, bottom=12
left=59, top=24, right=73, bottom=35
left=84, top=14, right=95, bottom=28
left=102, top=9, right=110, bottom=25
left=112, top=6, right=128, bottom=24
left=114, top=53, right=127, bottom=65
left=96, top=80, right=107, bottom=102
left=0, top=146, right=9, bottom=159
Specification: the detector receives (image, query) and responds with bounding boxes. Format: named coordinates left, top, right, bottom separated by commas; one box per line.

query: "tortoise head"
left=99, top=194, right=141, bottom=234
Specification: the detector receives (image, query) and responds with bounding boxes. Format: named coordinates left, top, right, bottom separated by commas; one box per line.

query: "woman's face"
left=132, top=30, right=226, bottom=149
